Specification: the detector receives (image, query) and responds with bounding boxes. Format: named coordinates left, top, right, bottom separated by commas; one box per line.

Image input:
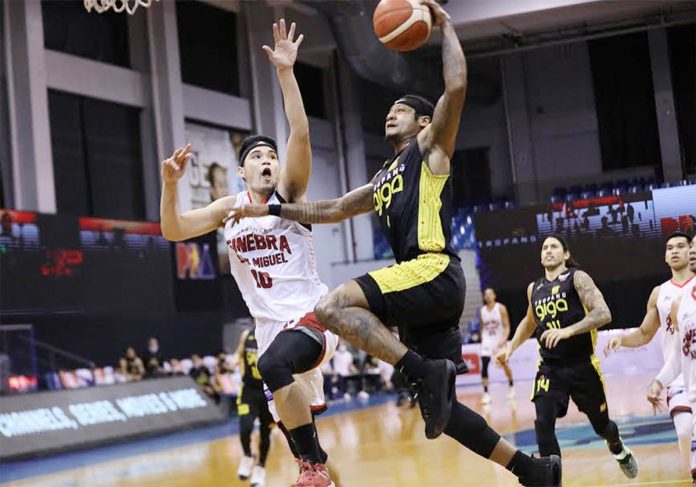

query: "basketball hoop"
left=83, top=0, right=158, bottom=15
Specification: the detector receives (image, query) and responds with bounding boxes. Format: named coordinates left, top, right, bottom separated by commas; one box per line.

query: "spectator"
left=215, top=350, right=234, bottom=375
left=596, top=216, right=617, bottom=238
left=143, top=337, right=164, bottom=378
left=168, top=358, right=185, bottom=376
left=1, top=212, right=14, bottom=239
left=627, top=203, right=635, bottom=223
left=122, top=347, right=145, bottom=381
left=189, top=353, right=220, bottom=402
left=333, top=342, right=358, bottom=399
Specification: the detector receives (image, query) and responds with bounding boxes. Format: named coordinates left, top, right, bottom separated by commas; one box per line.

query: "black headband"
left=394, top=95, right=434, bottom=118
left=239, top=135, right=278, bottom=166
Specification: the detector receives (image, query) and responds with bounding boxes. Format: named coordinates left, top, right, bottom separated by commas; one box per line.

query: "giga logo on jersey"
left=533, top=293, right=569, bottom=321
left=373, top=163, right=406, bottom=216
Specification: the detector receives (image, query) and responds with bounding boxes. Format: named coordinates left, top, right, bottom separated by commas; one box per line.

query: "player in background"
left=605, top=231, right=694, bottom=470
left=647, top=237, right=696, bottom=485
left=479, top=288, right=515, bottom=405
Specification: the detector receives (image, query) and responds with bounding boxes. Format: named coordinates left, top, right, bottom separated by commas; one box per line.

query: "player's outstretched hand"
left=646, top=379, right=665, bottom=414
left=262, top=19, right=303, bottom=70
left=495, top=346, right=511, bottom=367
left=419, top=0, right=451, bottom=27
left=161, top=143, right=192, bottom=185
left=540, top=328, right=572, bottom=349
left=223, top=204, right=270, bottom=225
left=603, top=336, right=622, bottom=357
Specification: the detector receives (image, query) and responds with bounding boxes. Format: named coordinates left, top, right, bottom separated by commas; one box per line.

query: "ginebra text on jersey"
left=227, top=232, right=292, bottom=268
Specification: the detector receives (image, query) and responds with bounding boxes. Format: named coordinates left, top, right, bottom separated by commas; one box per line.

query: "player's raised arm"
left=604, top=286, right=660, bottom=355
left=160, top=144, right=236, bottom=241
left=263, top=19, right=311, bottom=202
left=416, top=0, right=467, bottom=174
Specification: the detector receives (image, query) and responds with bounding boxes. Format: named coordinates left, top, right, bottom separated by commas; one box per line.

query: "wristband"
left=268, top=204, right=281, bottom=216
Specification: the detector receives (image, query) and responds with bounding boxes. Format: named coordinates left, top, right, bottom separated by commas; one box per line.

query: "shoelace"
left=294, top=460, right=324, bottom=485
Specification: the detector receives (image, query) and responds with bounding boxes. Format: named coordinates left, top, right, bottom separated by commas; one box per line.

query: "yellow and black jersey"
left=372, top=141, right=457, bottom=263
left=531, top=268, right=596, bottom=363
left=241, top=331, right=263, bottom=389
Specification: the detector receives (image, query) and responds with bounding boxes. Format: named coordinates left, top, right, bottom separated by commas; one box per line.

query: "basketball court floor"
left=1, top=373, right=688, bottom=486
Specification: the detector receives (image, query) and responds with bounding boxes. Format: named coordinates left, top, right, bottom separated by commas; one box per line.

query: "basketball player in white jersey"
left=479, top=288, right=514, bottom=405
left=648, top=237, right=696, bottom=485
left=605, top=231, right=694, bottom=469
left=160, top=20, right=338, bottom=487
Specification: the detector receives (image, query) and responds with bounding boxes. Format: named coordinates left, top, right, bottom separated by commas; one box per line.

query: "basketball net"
left=83, top=0, right=158, bottom=15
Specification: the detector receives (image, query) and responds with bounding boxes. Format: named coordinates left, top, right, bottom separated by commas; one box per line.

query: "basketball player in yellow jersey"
left=231, top=329, right=273, bottom=486
left=498, top=235, right=638, bottom=479
left=227, top=1, right=560, bottom=484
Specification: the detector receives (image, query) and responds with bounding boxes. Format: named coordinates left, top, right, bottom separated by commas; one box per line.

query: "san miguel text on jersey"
left=223, top=191, right=327, bottom=323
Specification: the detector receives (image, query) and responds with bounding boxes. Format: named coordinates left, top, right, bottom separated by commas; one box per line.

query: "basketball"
left=373, top=0, right=432, bottom=52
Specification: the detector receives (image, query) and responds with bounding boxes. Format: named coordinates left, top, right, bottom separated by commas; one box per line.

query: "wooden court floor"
left=3, top=373, right=690, bottom=487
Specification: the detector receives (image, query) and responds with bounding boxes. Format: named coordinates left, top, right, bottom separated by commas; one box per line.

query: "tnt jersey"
left=241, top=330, right=263, bottom=390
left=531, top=268, right=595, bottom=363
left=223, top=191, right=328, bottom=322
left=656, top=276, right=695, bottom=389
left=371, top=141, right=457, bottom=263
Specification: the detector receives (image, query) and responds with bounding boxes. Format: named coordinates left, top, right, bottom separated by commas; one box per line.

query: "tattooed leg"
left=314, top=281, right=407, bottom=365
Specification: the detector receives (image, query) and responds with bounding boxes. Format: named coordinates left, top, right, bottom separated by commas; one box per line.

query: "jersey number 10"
left=251, top=269, right=273, bottom=289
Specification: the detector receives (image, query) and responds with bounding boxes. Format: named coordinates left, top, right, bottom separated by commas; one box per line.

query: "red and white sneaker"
left=292, top=460, right=335, bottom=487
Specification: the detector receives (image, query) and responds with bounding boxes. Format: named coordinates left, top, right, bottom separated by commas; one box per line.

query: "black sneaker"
left=518, top=454, right=562, bottom=487
left=414, top=359, right=456, bottom=439
left=614, top=445, right=638, bottom=479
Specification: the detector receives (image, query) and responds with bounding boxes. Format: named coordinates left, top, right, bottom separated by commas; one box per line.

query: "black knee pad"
left=257, top=351, right=294, bottom=392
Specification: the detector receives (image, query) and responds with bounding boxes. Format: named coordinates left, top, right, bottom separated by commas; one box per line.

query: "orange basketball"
left=373, top=0, right=432, bottom=52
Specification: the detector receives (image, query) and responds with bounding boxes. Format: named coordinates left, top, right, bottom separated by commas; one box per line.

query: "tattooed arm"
left=224, top=183, right=374, bottom=225
left=416, top=0, right=467, bottom=175
left=541, top=270, right=612, bottom=348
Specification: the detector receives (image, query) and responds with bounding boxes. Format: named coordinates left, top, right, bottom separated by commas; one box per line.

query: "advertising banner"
left=184, top=123, right=247, bottom=275
left=0, top=376, right=225, bottom=461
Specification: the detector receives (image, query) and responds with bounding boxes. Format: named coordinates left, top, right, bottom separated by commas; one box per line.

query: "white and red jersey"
left=480, top=303, right=505, bottom=357
left=657, top=276, right=695, bottom=389
left=672, top=284, right=696, bottom=402
left=223, top=191, right=328, bottom=323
